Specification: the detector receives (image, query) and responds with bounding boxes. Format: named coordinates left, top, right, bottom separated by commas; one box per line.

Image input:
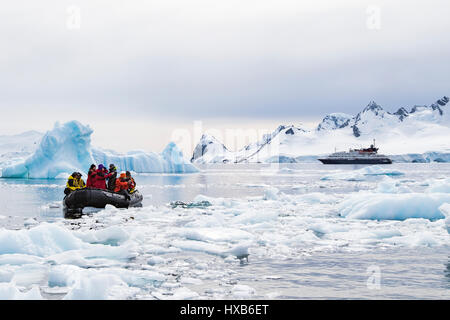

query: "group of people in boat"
left=64, top=163, right=136, bottom=197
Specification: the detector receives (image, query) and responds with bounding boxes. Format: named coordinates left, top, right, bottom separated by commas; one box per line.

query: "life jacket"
left=107, top=171, right=117, bottom=191
left=128, top=177, right=136, bottom=193
left=114, top=178, right=129, bottom=192
left=66, top=175, right=86, bottom=191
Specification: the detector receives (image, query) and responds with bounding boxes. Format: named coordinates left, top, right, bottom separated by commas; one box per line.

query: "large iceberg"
left=1, top=121, right=198, bottom=179
left=93, top=142, right=199, bottom=174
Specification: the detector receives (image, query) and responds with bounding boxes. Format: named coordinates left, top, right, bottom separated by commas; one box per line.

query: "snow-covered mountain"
left=0, top=130, right=43, bottom=168
left=317, top=113, right=352, bottom=131
left=192, top=96, right=450, bottom=163
left=190, top=134, right=233, bottom=163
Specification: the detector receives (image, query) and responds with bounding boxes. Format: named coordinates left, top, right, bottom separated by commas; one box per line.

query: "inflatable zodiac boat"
left=63, top=188, right=143, bottom=216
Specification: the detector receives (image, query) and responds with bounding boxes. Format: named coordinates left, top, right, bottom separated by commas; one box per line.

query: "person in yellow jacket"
left=64, top=172, right=86, bottom=195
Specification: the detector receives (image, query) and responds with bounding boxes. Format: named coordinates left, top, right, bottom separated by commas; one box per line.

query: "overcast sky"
left=1, top=0, right=449, bottom=154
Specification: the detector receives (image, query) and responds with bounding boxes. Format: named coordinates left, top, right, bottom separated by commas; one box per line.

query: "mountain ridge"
left=191, top=96, right=450, bottom=163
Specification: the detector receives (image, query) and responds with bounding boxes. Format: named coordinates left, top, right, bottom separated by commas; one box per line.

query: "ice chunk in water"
left=0, top=284, right=43, bottom=300
left=339, top=192, right=450, bottom=220
left=263, top=187, right=280, bottom=200
left=321, top=165, right=404, bottom=181
left=439, top=203, right=450, bottom=234
left=427, top=178, right=450, bottom=193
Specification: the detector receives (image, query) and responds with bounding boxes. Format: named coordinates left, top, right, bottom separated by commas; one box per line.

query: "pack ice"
left=320, top=165, right=404, bottom=181
left=0, top=121, right=198, bottom=178
left=338, top=176, right=450, bottom=220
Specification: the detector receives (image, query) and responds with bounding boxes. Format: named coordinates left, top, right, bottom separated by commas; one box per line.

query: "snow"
left=191, top=134, right=233, bottom=164
left=317, top=113, right=352, bottom=131
left=1, top=121, right=198, bottom=178
left=192, top=96, right=450, bottom=163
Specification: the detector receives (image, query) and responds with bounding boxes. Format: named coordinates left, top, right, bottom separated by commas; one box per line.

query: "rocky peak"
left=191, top=133, right=229, bottom=162
left=317, top=113, right=352, bottom=131
left=393, top=107, right=409, bottom=121
left=362, top=101, right=384, bottom=114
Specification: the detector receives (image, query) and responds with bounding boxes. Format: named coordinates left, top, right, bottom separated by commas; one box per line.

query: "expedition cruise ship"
left=318, top=140, right=392, bottom=164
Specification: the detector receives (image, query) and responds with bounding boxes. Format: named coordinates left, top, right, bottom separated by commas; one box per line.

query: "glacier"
left=192, top=96, right=450, bottom=164
left=0, top=121, right=198, bottom=179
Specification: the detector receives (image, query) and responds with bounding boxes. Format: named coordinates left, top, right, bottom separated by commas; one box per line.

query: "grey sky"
left=1, top=0, right=449, bottom=153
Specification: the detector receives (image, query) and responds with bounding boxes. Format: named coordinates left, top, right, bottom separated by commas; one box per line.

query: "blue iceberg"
left=1, top=121, right=198, bottom=179
left=92, top=142, right=199, bottom=175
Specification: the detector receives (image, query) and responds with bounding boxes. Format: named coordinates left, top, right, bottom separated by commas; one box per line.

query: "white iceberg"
left=338, top=192, right=450, bottom=220
left=375, top=176, right=412, bottom=193
left=321, top=165, right=404, bottom=181
left=426, top=178, right=450, bottom=193
left=1, top=121, right=198, bottom=178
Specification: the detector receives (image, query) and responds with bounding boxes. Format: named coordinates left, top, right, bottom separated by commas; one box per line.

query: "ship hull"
left=318, top=158, right=392, bottom=164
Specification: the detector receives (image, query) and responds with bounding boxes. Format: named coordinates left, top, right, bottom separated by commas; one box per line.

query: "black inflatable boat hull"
left=63, top=188, right=143, bottom=211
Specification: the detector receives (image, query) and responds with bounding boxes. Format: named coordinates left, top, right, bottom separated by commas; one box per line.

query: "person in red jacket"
left=114, top=173, right=130, bottom=192
left=114, top=172, right=131, bottom=200
left=92, top=164, right=112, bottom=189
left=86, top=164, right=97, bottom=188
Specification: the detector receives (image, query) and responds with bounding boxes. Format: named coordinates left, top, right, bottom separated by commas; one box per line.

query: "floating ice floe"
left=320, top=165, right=404, bottom=181
left=263, top=187, right=280, bottom=200
left=338, top=176, right=450, bottom=220
left=375, top=176, right=412, bottom=193
left=1, top=181, right=449, bottom=299
left=439, top=203, right=450, bottom=234
left=426, top=178, right=450, bottom=193
left=338, top=192, right=450, bottom=220
left=0, top=283, right=43, bottom=300
left=232, top=284, right=256, bottom=298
